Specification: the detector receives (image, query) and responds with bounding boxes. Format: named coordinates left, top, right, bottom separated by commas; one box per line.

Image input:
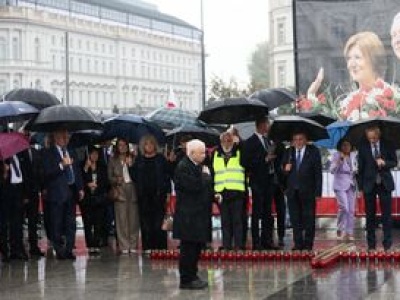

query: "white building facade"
left=0, top=0, right=203, bottom=114
left=269, top=0, right=295, bottom=89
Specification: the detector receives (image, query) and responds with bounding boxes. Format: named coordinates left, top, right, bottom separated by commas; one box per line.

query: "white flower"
left=348, top=110, right=360, bottom=121
left=365, top=95, right=377, bottom=105
left=360, top=112, right=369, bottom=119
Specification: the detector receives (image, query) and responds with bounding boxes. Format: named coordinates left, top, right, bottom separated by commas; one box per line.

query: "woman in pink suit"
left=330, top=138, right=358, bottom=241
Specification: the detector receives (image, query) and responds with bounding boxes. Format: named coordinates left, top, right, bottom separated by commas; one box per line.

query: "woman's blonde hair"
left=344, top=31, right=387, bottom=78
left=138, top=134, right=159, bottom=156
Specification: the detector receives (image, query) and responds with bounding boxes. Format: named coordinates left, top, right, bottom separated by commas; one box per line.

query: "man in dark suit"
left=0, top=153, right=29, bottom=261
left=283, top=131, right=322, bottom=250
left=358, top=126, right=397, bottom=251
left=42, top=129, right=84, bottom=259
left=19, top=131, right=45, bottom=257
left=173, top=139, right=212, bottom=290
left=244, top=116, right=278, bottom=250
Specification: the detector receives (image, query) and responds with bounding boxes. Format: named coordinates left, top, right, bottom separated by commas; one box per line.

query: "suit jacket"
left=358, top=140, right=397, bottom=193
left=244, top=133, right=275, bottom=186
left=42, top=146, right=83, bottom=203
left=172, top=156, right=213, bottom=243
left=18, top=147, right=44, bottom=199
left=282, top=144, right=322, bottom=199
left=329, top=151, right=357, bottom=191
left=107, top=155, right=137, bottom=202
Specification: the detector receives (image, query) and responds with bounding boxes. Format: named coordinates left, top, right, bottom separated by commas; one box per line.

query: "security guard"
left=211, top=131, right=246, bottom=250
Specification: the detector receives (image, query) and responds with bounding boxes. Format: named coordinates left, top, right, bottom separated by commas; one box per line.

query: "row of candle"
left=149, top=250, right=315, bottom=261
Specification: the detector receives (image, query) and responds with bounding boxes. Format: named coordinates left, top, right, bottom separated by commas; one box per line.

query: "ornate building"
left=0, top=0, right=203, bottom=113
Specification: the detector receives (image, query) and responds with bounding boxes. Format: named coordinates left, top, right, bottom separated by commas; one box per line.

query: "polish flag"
left=166, top=86, right=177, bottom=108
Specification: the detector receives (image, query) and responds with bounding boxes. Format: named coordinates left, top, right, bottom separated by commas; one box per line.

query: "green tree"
left=247, top=41, right=270, bottom=92
left=208, top=75, right=248, bottom=100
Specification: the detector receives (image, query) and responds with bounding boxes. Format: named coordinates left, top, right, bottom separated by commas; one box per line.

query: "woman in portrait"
left=305, top=32, right=397, bottom=121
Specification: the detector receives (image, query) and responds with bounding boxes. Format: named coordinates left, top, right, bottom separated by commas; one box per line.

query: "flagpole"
left=200, top=0, right=206, bottom=109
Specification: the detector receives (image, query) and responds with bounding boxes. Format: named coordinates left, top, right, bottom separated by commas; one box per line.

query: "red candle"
left=283, top=251, right=291, bottom=261
left=377, top=251, right=385, bottom=261
left=275, top=251, right=282, bottom=260
left=350, top=251, right=358, bottom=261
left=311, top=259, right=320, bottom=269
left=173, top=250, right=179, bottom=260
left=359, top=251, right=367, bottom=261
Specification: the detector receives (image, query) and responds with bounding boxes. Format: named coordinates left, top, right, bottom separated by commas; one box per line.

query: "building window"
left=109, top=62, right=114, bottom=75
left=13, top=79, right=19, bottom=89
left=78, top=58, right=82, bottom=72
left=102, top=61, right=106, bottom=73
left=51, top=35, right=56, bottom=45
left=131, top=48, right=135, bottom=57
left=277, top=17, right=286, bottom=45
left=0, top=80, right=6, bottom=95
left=109, top=45, right=113, bottom=54
left=131, top=64, right=135, bottom=77
left=86, top=41, right=90, bottom=51
left=78, top=39, right=82, bottom=49
left=122, top=46, right=126, bottom=57
left=61, top=56, right=65, bottom=70
left=35, top=79, right=42, bottom=90
left=94, top=60, right=98, bottom=73
left=12, top=37, right=20, bottom=60
left=52, top=55, right=56, bottom=69
left=277, top=61, right=286, bottom=87
left=34, top=38, right=41, bottom=62
left=70, top=57, right=74, bottom=72
left=0, top=37, right=6, bottom=59
left=102, top=44, right=105, bottom=53
left=87, top=59, right=91, bottom=72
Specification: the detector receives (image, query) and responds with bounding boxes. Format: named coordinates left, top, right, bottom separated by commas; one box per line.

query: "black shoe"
left=278, top=239, right=285, bottom=247
left=179, top=279, right=208, bottom=290
left=64, top=252, right=76, bottom=260
left=368, top=247, right=376, bottom=252
left=1, top=254, right=10, bottom=263
left=56, top=252, right=66, bottom=260
left=292, top=247, right=303, bottom=251
left=263, top=244, right=279, bottom=250
left=10, top=252, right=29, bottom=261
left=384, top=246, right=391, bottom=252
left=30, top=247, right=45, bottom=257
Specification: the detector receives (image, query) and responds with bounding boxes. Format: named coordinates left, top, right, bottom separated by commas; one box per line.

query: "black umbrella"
left=269, top=115, right=328, bottom=141
left=27, top=105, right=103, bottom=132
left=146, top=107, right=202, bottom=130
left=0, top=101, right=39, bottom=124
left=102, top=114, right=165, bottom=144
left=198, top=97, right=268, bottom=124
left=68, top=130, right=104, bottom=148
left=4, top=88, right=61, bottom=110
left=344, top=116, right=400, bottom=148
left=249, top=88, right=296, bottom=110
left=296, top=112, right=336, bottom=126
left=166, top=124, right=220, bottom=147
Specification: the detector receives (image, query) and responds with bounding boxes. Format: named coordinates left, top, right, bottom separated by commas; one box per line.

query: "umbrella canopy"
left=102, top=114, right=165, bottom=144
left=27, top=105, right=103, bottom=132
left=146, top=107, right=202, bottom=130
left=296, top=112, right=336, bottom=126
left=68, top=130, right=104, bottom=148
left=198, top=97, right=268, bottom=124
left=166, top=124, right=220, bottom=147
left=0, top=132, right=30, bottom=160
left=4, top=88, right=61, bottom=110
left=315, top=121, right=351, bottom=149
left=249, top=88, right=296, bottom=110
left=269, top=115, right=329, bottom=141
left=344, top=116, right=400, bottom=148
left=0, top=101, right=39, bottom=124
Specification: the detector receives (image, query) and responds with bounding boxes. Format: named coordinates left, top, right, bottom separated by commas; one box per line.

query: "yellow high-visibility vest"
left=213, top=150, right=245, bottom=192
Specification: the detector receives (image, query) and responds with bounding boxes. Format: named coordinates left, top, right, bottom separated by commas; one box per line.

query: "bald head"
left=186, top=139, right=206, bottom=164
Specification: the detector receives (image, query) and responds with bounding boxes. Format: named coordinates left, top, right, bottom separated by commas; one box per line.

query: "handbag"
left=161, top=215, right=173, bottom=231
left=108, top=186, right=123, bottom=202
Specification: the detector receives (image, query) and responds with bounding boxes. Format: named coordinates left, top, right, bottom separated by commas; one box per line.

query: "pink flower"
left=383, top=88, right=394, bottom=99
left=317, top=94, right=326, bottom=103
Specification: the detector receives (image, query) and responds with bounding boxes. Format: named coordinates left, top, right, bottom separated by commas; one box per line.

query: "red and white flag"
left=166, top=86, right=177, bottom=108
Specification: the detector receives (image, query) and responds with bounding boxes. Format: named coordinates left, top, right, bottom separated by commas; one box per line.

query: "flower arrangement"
left=297, top=79, right=400, bottom=121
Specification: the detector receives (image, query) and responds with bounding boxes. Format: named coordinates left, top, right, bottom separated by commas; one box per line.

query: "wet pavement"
left=1, top=227, right=400, bottom=300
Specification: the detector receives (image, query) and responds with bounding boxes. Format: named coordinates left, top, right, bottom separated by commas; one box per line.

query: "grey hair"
left=391, top=12, right=400, bottom=33
left=186, top=139, right=205, bottom=157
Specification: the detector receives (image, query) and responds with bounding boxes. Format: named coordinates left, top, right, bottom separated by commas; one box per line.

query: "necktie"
left=62, top=147, right=75, bottom=185
left=11, top=156, right=21, bottom=177
left=296, top=149, right=302, bottom=171
left=373, top=143, right=380, bottom=159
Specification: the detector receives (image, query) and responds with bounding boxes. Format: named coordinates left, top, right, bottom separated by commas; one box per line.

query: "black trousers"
left=274, top=187, right=286, bottom=240
left=364, top=184, right=392, bottom=249
left=139, top=193, right=167, bottom=251
left=50, top=186, right=76, bottom=256
left=287, top=190, right=316, bottom=250
left=179, top=240, right=203, bottom=284
left=220, top=191, right=244, bottom=249
left=80, top=200, right=105, bottom=248
left=0, top=183, right=25, bottom=256
left=251, top=182, right=275, bottom=249
left=24, top=194, right=40, bottom=250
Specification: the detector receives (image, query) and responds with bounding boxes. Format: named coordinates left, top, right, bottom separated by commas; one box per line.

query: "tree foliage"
left=248, top=41, right=270, bottom=91
left=208, top=76, right=248, bottom=101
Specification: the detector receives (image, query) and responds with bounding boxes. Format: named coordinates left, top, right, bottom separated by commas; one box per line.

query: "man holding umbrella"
left=358, top=126, right=397, bottom=251
left=282, top=130, right=322, bottom=250
left=244, top=116, right=279, bottom=250
left=42, top=129, right=84, bottom=259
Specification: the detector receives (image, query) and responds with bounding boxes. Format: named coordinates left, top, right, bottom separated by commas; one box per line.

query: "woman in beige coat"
left=108, top=138, right=139, bottom=254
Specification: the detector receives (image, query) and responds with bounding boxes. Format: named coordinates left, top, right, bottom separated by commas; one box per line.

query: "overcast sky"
left=146, top=0, right=269, bottom=85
